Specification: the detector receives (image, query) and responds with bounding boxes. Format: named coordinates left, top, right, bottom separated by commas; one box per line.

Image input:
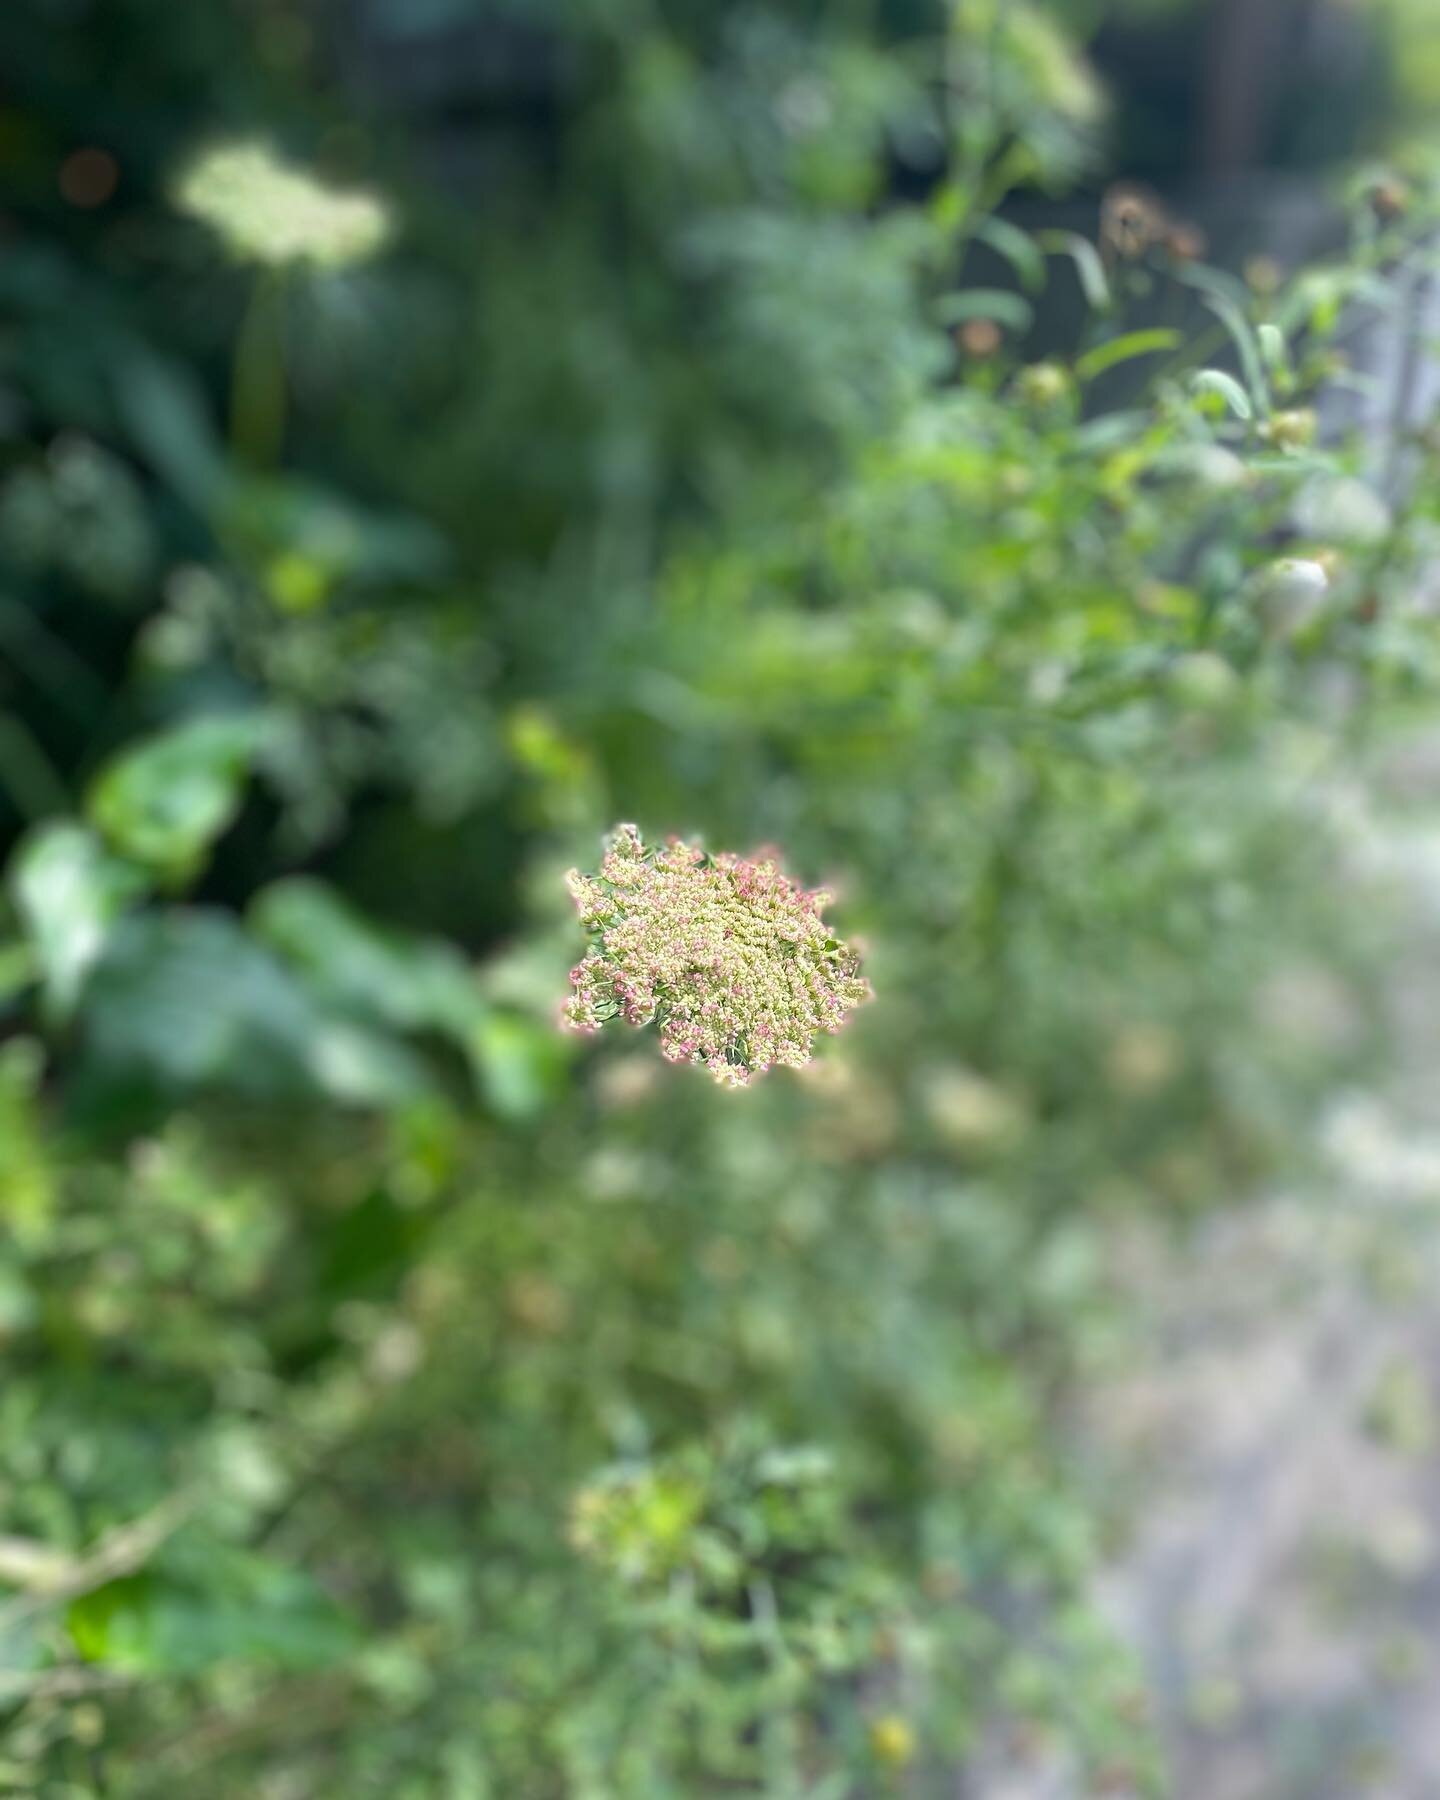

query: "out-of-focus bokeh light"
left=58, top=146, right=118, bottom=209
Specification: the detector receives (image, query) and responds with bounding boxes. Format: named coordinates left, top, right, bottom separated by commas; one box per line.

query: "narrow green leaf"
left=975, top=216, right=1047, bottom=294
left=934, top=288, right=1034, bottom=332
left=1173, top=258, right=1251, bottom=312
left=928, top=179, right=970, bottom=236
left=0, top=713, right=70, bottom=821
left=1036, top=230, right=1111, bottom=311
left=1257, top=321, right=1287, bottom=373
left=1189, top=368, right=1253, bottom=420
left=1202, top=296, right=1269, bottom=409
left=112, top=350, right=228, bottom=513
left=1176, top=264, right=1270, bottom=410
left=1075, top=329, right=1182, bottom=383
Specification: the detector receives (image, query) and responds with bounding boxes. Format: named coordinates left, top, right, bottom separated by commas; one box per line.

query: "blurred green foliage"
left=1, top=0, right=1439, bottom=1793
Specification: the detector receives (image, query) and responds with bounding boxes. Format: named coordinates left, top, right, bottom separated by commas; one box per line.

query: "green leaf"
left=250, top=877, right=483, bottom=1042
left=0, top=712, right=70, bottom=821
left=9, top=821, right=147, bottom=1018
left=1202, top=296, right=1269, bottom=411
left=1189, top=368, right=1253, bottom=420
left=78, top=910, right=321, bottom=1099
left=0, top=941, right=35, bottom=1006
left=1177, top=264, right=1270, bottom=411
left=221, top=474, right=449, bottom=588
left=69, top=1560, right=355, bottom=1675
left=466, top=1012, right=570, bottom=1125
left=88, top=714, right=266, bottom=879
left=934, top=288, right=1034, bottom=332
left=928, top=178, right=970, bottom=236
left=1036, top=230, right=1111, bottom=311
left=1071, top=410, right=1149, bottom=452
left=78, top=906, right=437, bottom=1111
left=975, top=216, right=1047, bottom=294
left=1257, top=321, right=1288, bottom=374
left=112, top=350, right=228, bottom=513
left=1278, top=268, right=1343, bottom=336
left=154, top=1564, right=356, bottom=1673
left=1075, top=329, right=1181, bottom=383
left=250, top=879, right=527, bottom=1107
left=304, top=1019, right=431, bottom=1108
left=68, top=1575, right=154, bottom=1670
left=0, top=1604, right=44, bottom=1700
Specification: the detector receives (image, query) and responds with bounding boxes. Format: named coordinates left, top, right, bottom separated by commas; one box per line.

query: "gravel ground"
left=1094, top=759, right=1440, bottom=1800
left=962, top=745, right=1440, bottom=1800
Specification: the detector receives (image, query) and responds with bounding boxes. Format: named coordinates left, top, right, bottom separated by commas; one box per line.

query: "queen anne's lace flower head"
left=563, top=824, right=869, bottom=1087
left=175, top=143, right=389, bottom=268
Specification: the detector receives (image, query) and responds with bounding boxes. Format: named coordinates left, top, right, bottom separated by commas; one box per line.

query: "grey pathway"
left=1094, top=756, right=1440, bottom=1800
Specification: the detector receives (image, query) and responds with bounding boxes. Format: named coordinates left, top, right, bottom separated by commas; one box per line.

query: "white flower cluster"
left=176, top=143, right=389, bottom=269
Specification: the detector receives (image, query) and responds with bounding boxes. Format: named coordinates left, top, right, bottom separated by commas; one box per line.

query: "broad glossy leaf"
left=79, top=909, right=319, bottom=1097
left=9, top=821, right=147, bottom=1018
left=80, top=908, right=434, bottom=1111
left=249, top=876, right=483, bottom=1040
left=88, top=714, right=266, bottom=879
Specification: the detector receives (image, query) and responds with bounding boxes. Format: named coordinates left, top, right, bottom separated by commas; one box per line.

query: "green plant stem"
left=231, top=267, right=288, bottom=469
